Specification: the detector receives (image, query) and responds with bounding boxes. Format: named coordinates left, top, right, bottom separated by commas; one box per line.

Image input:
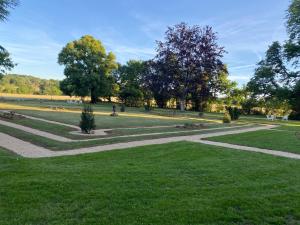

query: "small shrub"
left=79, top=104, right=96, bottom=134
left=226, top=106, right=241, bottom=120
left=223, top=112, right=231, bottom=123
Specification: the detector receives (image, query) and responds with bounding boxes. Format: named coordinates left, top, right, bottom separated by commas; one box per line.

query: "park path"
left=1, top=124, right=298, bottom=160
left=0, top=117, right=255, bottom=142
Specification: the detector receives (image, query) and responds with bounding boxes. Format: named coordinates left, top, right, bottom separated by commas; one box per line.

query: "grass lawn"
left=5, top=108, right=219, bottom=128
left=0, top=116, right=225, bottom=140
left=1, top=142, right=300, bottom=225
left=207, top=126, right=300, bottom=154
left=0, top=124, right=253, bottom=150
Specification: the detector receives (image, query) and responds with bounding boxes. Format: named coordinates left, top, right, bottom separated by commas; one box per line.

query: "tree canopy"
left=154, top=22, right=227, bottom=111
left=247, top=0, right=300, bottom=119
left=58, top=35, right=117, bottom=103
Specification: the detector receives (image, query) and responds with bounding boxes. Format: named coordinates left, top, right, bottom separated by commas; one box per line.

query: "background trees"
left=116, top=60, right=145, bottom=107
left=58, top=35, right=117, bottom=103
left=247, top=0, right=300, bottom=119
left=0, top=74, right=61, bottom=95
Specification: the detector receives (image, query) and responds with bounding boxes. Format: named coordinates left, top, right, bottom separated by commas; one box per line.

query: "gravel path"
left=1, top=124, right=296, bottom=160
left=0, top=118, right=254, bottom=142
left=192, top=140, right=300, bottom=160
left=0, top=119, right=73, bottom=142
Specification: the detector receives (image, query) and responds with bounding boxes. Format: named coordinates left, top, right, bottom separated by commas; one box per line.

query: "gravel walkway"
left=1, top=124, right=296, bottom=160
left=192, top=140, right=300, bottom=160
left=0, top=119, right=73, bottom=142
left=0, top=118, right=254, bottom=142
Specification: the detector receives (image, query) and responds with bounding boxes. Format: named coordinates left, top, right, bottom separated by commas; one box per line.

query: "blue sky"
left=0, top=0, right=290, bottom=85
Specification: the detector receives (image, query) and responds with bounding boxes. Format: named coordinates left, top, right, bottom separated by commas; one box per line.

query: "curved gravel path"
left=1, top=124, right=296, bottom=160
left=0, top=118, right=255, bottom=142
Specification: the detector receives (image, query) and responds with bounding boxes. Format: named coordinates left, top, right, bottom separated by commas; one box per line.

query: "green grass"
left=14, top=109, right=217, bottom=129
left=207, top=127, right=300, bottom=154
left=1, top=142, right=300, bottom=225
left=0, top=117, right=224, bottom=140
left=0, top=124, right=253, bottom=150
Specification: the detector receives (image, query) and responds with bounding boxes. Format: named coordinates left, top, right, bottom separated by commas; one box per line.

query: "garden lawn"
left=0, top=124, right=253, bottom=150
left=207, top=126, right=300, bottom=154
left=0, top=101, right=221, bottom=128
left=1, top=142, right=300, bottom=225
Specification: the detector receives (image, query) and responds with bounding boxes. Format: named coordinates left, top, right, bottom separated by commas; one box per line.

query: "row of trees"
left=0, top=74, right=61, bottom=95
left=246, top=0, right=300, bottom=119
left=59, top=23, right=235, bottom=111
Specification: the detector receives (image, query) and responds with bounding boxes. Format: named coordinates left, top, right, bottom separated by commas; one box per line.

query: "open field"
left=1, top=142, right=300, bottom=225
left=0, top=98, right=300, bottom=224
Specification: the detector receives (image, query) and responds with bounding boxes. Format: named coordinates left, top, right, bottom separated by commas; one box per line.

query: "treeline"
left=0, top=74, right=62, bottom=95
left=59, top=23, right=234, bottom=112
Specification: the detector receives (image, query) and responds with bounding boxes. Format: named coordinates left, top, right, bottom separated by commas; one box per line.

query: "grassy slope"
left=1, top=142, right=300, bottom=225
left=207, top=126, right=300, bottom=154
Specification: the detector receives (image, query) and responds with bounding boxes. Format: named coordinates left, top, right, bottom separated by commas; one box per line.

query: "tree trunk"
left=90, top=88, right=97, bottom=104
left=179, top=99, right=185, bottom=112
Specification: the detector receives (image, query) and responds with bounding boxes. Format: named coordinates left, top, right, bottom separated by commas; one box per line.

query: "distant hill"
left=0, top=74, right=62, bottom=95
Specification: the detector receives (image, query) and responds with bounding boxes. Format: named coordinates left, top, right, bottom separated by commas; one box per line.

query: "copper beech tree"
left=153, top=22, right=227, bottom=111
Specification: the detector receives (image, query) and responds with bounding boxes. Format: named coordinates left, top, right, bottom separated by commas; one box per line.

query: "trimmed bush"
left=223, top=112, right=231, bottom=123
left=226, top=106, right=241, bottom=120
left=79, top=104, right=96, bottom=134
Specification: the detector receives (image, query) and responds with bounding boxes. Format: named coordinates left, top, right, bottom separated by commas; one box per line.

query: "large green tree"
left=0, top=0, right=18, bottom=79
left=247, top=0, right=300, bottom=119
left=58, top=35, right=117, bottom=103
left=285, top=0, right=300, bottom=67
left=116, top=60, right=145, bottom=107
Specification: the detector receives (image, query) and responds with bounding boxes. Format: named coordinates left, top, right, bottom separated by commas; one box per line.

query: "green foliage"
left=0, top=0, right=18, bottom=22
left=226, top=106, right=240, bottom=120
left=116, top=60, right=145, bottom=107
left=79, top=104, right=96, bottom=134
left=58, top=35, right=117, bottom=103
left=155, top=23, right=226, bottom=111
left=285, top=0, right=300, bottom=67
left=222, top=112, right=231, bottom=123
left=0, top=45, right=15, bottom=79
left=119, top=86, right=143, bottom=107
left=0, top=74, right=62, bottom=95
